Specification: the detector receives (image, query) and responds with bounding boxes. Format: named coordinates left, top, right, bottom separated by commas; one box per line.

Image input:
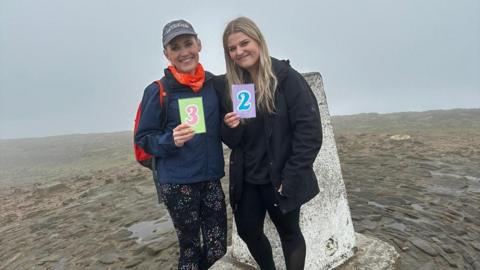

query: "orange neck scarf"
left=168, top=64, right=205, bottom=92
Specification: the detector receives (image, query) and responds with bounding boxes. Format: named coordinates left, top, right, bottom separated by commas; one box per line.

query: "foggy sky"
left=1, top=0, right=479, bottom=139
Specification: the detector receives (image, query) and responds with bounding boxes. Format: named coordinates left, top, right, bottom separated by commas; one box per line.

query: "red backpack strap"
left=154, top=80, right=166, bottom=107
left=154, top=79, right=169, bottom=130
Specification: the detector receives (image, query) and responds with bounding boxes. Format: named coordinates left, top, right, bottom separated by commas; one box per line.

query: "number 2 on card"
left=237, top=90, right=251, bottom=111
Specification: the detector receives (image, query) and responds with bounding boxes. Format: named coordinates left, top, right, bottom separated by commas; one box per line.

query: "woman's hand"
left=224, top=112, right=240, bottom=128
left=173, top=123, right=194, bottom=147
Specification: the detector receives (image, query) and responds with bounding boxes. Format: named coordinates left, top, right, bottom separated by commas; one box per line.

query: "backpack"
left=133, top=79, right=168, bottom=203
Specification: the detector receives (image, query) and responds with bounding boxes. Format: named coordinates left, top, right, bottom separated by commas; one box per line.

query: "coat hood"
left=271, top=57, right=291, bottom=83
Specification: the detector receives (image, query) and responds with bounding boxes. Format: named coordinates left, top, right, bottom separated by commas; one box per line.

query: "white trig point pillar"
left=230, top=72, right=357, bottom=269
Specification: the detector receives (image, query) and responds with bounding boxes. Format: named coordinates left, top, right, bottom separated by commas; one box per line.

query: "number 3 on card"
left=178, top=97, right=206, bottom=134
left=185, top=104, right=199, bottom=125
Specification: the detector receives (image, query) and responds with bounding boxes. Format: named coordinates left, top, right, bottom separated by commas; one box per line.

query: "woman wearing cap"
left=135, top=19, right=226, bottom=270
left=220, top=17, right=322, bottom=270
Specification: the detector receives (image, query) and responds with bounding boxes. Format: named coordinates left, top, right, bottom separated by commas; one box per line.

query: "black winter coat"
left=217, top=58, right=323, bottom=214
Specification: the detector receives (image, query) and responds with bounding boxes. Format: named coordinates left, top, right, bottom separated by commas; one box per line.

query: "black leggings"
left=234, top=182, right=306, bottom=270
left=161, top=180, right=227, bottom=270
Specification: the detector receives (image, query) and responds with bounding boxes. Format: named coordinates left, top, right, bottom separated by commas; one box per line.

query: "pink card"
left=232, top=84, right=256, bottom=118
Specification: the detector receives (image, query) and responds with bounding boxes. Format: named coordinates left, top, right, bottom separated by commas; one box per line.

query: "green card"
left=178, top=97, right=206, bottom=134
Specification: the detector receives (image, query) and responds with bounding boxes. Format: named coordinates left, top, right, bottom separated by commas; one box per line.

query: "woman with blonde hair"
left=220, top=17, right=323, bottom=270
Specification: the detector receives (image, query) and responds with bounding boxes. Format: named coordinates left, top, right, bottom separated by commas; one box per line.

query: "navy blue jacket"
left=135, top=68, right=225, bottom=184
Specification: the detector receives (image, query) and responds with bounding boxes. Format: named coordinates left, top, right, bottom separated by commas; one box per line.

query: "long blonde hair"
left=223, top=17, right=278, bottom=113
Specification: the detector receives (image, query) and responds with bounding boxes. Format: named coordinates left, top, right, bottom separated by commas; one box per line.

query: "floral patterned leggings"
left=160, top=180, right=227, bottom=270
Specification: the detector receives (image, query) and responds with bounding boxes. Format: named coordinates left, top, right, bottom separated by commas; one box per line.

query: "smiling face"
left=226, top=32, right=260, bottom=75
left=164, top=35, right=201, bottom=74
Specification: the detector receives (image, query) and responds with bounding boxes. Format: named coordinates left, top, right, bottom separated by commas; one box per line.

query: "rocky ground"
left=338, top=132, right=480, bottom=269
left=0, top=164, right=180, bottom=269
left=1, top=109, right=479, bottom=269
